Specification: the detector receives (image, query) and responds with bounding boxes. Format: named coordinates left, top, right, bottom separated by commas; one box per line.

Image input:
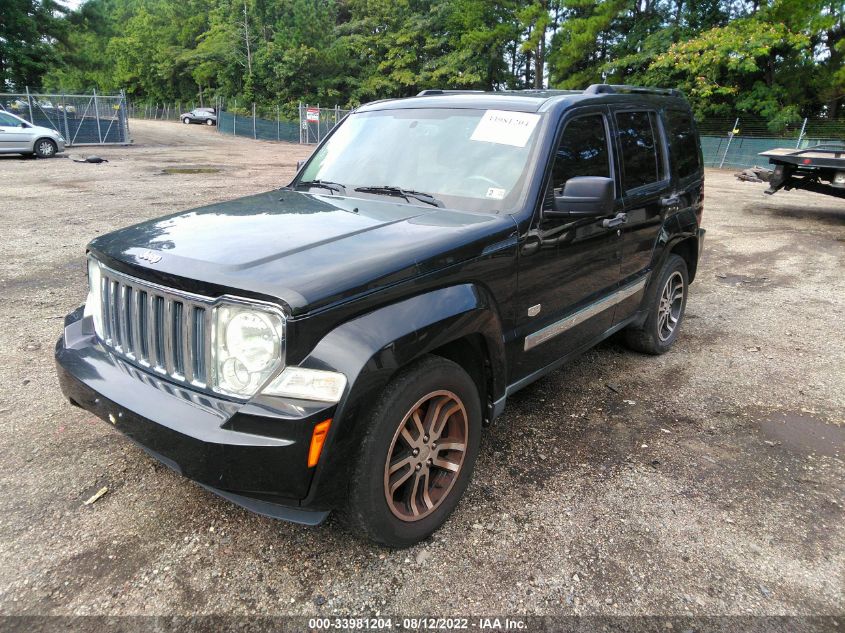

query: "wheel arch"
left=32, top=136, right=58, bottom=154
left=669, top=236, right=698, bottom=283
left=429, top=333, right=493, bottom=426
left=297, top=283, right=506, bottom=509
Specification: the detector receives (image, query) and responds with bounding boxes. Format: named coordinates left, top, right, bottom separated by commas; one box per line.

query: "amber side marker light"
left=308, top=419, right=332, bottom=468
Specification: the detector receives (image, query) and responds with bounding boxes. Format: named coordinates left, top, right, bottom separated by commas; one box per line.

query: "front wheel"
left=624, top=254, right=689, bottom=354
left=344, top=355, right=482, bottom=548
left=34, top=138, right=57, bottom=158
left=182, top=117, right=191, bottom=124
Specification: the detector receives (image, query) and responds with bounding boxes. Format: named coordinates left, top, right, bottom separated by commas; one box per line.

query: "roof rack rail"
left=584, top=84, right=682, bottom=97
left=417, top=89, right=486, bottom=96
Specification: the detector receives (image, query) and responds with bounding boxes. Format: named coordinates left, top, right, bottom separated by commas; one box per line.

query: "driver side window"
left=0, top=113, right=21, bottom=127
left=550, top=114, right=611, bottom=195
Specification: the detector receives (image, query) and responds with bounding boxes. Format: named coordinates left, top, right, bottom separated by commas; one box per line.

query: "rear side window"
left=551, top=114, right=611, bottom=192
left=615, top=111, right=666, bottom=192
left=664, top=110, right=701, bottom=180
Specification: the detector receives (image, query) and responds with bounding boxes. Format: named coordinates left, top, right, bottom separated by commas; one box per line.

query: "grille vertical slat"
left=182, top=304, right=194, bottom=383
left=172, top=302, right=184, bottom=377
left=194, top=308, right=207, bottom=384
left=138, top=291, right=149, bottom=363
left=146, top=292, right=158, bottom=369
left=119, top=284, right=130, bottom=354
left=163, top=298, right=175, bottom=374
left=111, top=281, right=121, bottom=349
left=155, top=297, right=165, bottom=370
left=101, top=276, right=112, bottom=342
left=94, top=262, right=217, bottom=392
left=203, top=309, right=213, bottom=386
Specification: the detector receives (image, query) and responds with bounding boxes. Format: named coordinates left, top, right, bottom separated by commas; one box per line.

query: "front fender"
left=297, top=283, right=505, bottom=508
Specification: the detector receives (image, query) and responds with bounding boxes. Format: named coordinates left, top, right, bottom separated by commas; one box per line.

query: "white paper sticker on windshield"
left=470, top=110, right=541, bottom=147
left=486, top=187, right=506, bottom=200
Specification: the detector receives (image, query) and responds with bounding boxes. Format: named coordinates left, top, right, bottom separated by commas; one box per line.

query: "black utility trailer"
left=760, top=142, right=845, bottom=199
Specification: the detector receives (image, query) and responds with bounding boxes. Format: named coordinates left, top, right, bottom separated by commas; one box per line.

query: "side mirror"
left=547, top=176, right=615, bottom=219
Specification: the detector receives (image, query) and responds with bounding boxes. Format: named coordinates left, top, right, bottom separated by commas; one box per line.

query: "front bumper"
left=55, top=307, right=332, bottom=524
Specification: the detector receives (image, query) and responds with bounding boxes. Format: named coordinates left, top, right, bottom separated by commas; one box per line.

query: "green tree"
left=642, top=0, right=827, bottom=126
left=1, top=0, right=66, bottom=90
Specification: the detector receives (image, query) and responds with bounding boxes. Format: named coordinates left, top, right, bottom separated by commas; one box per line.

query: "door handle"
left=602, top=212, right=627, bottom=229
left=661, top=195, right=681, bottom=207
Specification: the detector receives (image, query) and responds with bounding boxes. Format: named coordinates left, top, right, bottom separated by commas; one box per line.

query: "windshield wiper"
left=295, top=179, right=346, bottom=194
left=354, top=185, right=443, bottom=207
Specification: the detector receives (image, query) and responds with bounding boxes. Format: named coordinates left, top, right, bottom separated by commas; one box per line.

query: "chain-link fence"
left=211, top=102, right=349, bottom=144
left=216, top=103, right=300, bottom=142
left=0, top=90, right=130, bottom=145
left=298, top=104, right=351, bottom=144
left=699, top=117, right=845, bottom=170
left=127, top=101, right=213, bottom=121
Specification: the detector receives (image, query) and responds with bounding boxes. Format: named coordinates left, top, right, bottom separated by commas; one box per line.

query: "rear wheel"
left=205, top=118, right=214, bottom=126
left=34, top=138, right=57, bottom=158
left=624, top=254, right=688, bottom=354
left=344, top=355, right=481, bottom=547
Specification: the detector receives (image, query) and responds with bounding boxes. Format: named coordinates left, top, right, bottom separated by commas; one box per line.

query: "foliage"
left=4, top=0, right=842, bottom=127
left=1, top=0, right=67, bottom=90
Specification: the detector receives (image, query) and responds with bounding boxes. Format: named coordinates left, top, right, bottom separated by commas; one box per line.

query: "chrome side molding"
left=524, top=275, right=649, bottom=351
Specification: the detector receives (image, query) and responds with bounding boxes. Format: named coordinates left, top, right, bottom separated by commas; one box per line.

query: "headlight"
left=83, top=258, right=103, bottom=337
left=213, top=304, right=285, bottom=397
left=262, top=367, right=347, bottom=402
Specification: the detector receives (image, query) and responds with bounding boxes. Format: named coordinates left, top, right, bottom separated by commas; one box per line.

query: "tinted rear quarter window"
left=615, top=111, right=666, bottom=192
left=664, top=110, right=701, bottom=180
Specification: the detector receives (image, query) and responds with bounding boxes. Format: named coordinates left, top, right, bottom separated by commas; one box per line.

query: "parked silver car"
left=180, top=107, right=217, bottom=126
left=0, top=110, right=66, bottom=157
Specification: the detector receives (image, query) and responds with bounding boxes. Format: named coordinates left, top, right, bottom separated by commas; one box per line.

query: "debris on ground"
left=734, top=166, right=773, bottom=183
left=70, top=155, right=109, bottom=164
left=83, top=486, right=109, bottom=505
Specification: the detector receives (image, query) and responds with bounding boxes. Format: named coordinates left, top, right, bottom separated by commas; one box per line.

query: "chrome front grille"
left=97, top=263, right=213, bottom=388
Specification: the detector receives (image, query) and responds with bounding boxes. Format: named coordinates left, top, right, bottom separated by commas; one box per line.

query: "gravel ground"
left=0, top=120, right=842, bottom=617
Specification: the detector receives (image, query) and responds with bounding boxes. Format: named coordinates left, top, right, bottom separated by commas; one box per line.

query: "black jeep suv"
left=56, top=85, right=705, bottom=547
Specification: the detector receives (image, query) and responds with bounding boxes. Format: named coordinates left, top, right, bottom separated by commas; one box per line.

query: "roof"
left=357, top=84, right=688, bottom=114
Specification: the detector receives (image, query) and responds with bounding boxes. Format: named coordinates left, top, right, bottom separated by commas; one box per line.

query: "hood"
left=34, top=125, right=61, bottom=137
left=89, top=190, right=515, bottom=315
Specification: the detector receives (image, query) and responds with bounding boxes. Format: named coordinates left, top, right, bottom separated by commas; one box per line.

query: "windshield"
left=297, top=108, right=543, bottom=213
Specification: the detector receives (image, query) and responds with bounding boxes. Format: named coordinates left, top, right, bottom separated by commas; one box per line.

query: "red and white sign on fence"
left=306, top=107, right=320, bottom=123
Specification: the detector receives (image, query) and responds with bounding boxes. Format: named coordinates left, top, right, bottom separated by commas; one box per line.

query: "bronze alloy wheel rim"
left=383, top=390, right=468, bottom=522
left=658, top=271, right=685, bottom=342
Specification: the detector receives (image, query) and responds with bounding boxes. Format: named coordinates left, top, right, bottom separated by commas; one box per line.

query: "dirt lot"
left=0, top=120, right=842, bottom=618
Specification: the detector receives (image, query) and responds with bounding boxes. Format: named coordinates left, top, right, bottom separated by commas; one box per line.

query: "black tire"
left=182, top=117, right=191, bottom=124
left=344, top=355, right=482, bottom=548
left=205, top=118, right=214, bottom=126
left=624, top=254, right=689, bottom=355
left=33, top=138, right=57, bottom=158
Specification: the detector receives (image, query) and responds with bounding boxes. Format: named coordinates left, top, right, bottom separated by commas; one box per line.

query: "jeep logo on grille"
left=138, top=250, right=162, bottom=264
